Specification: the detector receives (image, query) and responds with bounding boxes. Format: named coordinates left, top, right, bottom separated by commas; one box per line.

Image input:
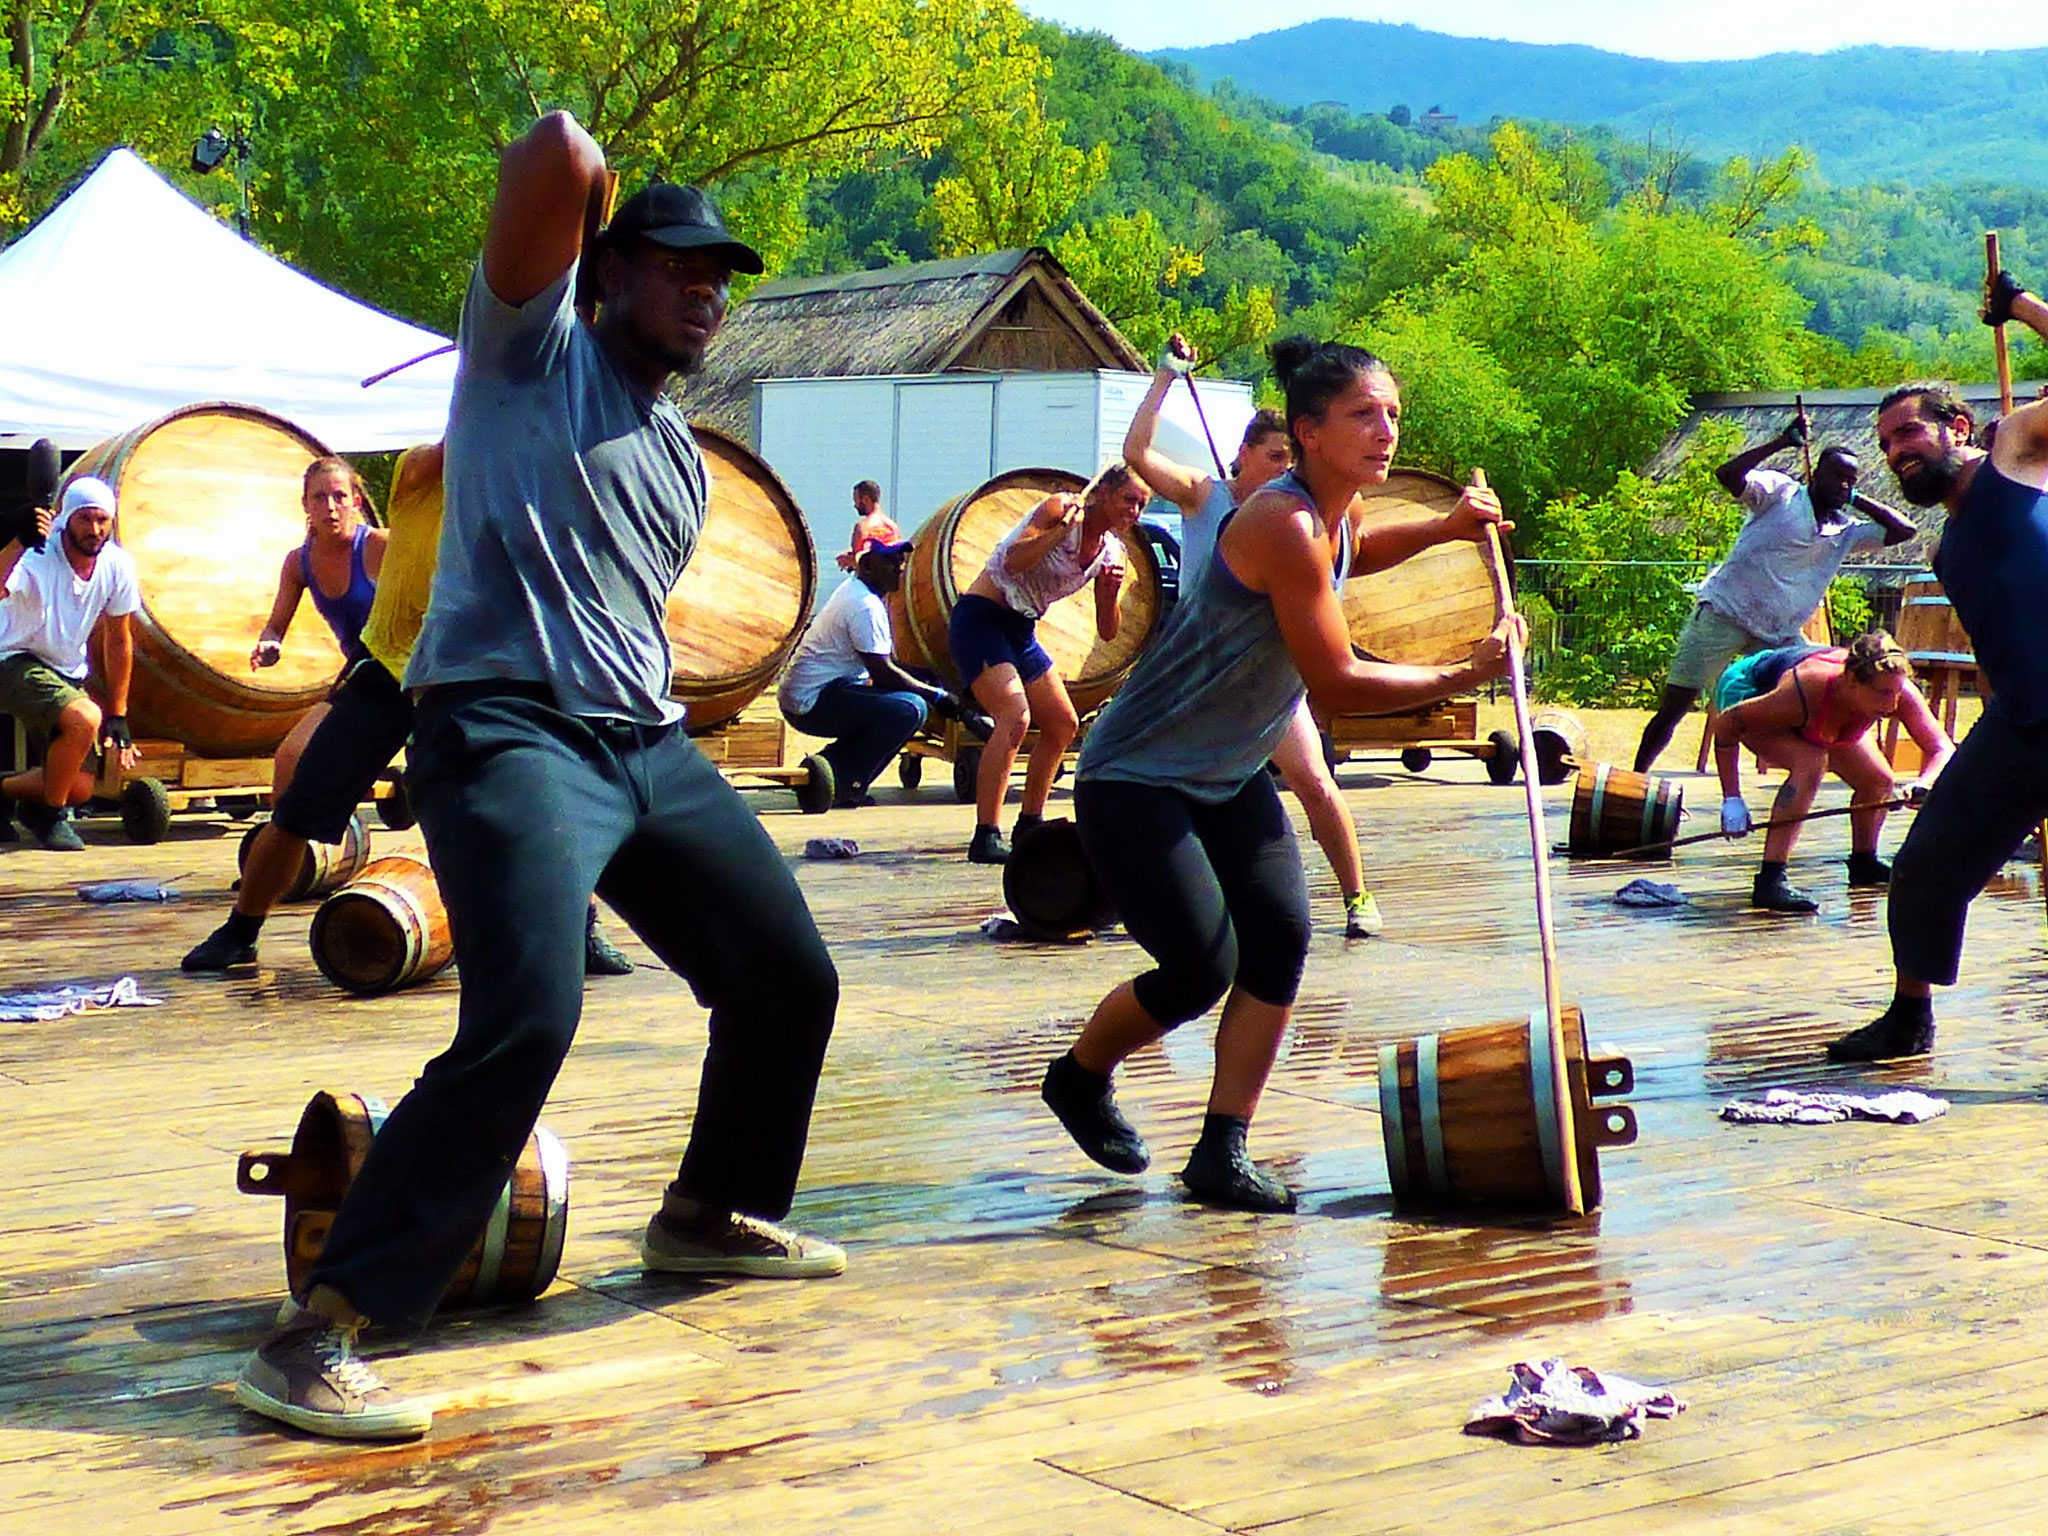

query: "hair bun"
left=1269, top=335, right=1319, bottom=390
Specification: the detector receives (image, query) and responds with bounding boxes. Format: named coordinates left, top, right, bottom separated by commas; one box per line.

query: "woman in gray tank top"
left=1039, top=336, right=1521, bottom=1213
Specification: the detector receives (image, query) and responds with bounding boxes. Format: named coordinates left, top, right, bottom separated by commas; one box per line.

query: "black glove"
left=1783, top=414, right=1810, bottom=447
left=0, top=501, right=41, bottom=550
left=929, top=691, right=960, bottom=721
left=100, top=715, right=133, bottom=754
left=956, top=702, right=997, bottom=743
left=1985, top=268, right=2026, bottom=328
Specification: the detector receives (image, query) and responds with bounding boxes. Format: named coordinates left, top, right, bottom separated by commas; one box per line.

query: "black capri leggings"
left=1075, top=773, right=1312, bottom=1028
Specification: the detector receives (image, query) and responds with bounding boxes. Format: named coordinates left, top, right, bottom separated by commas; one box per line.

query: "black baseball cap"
left=603, top=183, right=765, bottom=275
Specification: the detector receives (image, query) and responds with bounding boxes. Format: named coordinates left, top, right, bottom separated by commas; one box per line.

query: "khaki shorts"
left=1666, top=604, right=1767, bottom=693
left=0, top=652, right=86, bottom=735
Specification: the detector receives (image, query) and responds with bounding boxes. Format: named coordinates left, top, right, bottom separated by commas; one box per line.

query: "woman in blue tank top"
left=250, top=455, right=389, bottom=803
left=1039, top=336, right=1521, bottom=1212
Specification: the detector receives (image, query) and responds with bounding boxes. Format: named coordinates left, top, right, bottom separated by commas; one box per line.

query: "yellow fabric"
left=359, top=446, right=445, bottom=680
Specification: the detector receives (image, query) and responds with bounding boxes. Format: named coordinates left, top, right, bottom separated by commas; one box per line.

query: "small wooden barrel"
left=237, top=810, right=370, bottom=902
left=1378, top=1006, right=1637, bottom=1212
left=67, top=403, right=346, bottom=757
left=1002, top=819, right=1116, bottom=940
left=892, top=468, right=1164, bottom=715
left=308, top=855, right=453, bottom=995
left=1567, top=763, right=1684, bottom=857
left=1343, top=470, right=1502, bottom=665
left=1895, top=576, right=1973, bottom=663
left=665, top=426, right=816, bottom=734
left=237, top=1089, right=569, bottom=1308
left=1529, top=709, right=1588, bottom=788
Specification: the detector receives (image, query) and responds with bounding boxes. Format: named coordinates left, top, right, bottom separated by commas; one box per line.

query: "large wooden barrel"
left=237, top=811, right=370, bottom=902
left=1567, top=763, right=1684, bottom=857
left=1895, top=575, right=1973, bottom=663
left=1343, top=470, right=1501, bottom=665
left=1002, top=819, right=1116, bottom=940
left=236, top=1089, right=569, bottom=1308
left=666, top=426, right=816, bottom=733
left=309, top=855, right=453, bottom=995
left=890, top=468, right=1164, bottom=715
left=1378, top=1006, right=1636, bottom=1212
left=66, top=403, right=346, bottom=757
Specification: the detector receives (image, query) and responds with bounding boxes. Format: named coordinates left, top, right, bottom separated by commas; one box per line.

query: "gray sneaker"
left=640, top=1209, right=846, bottom=1279
left=233, top=1311, right=431, bottom=1440
left=19, top=803, right=84, bottom=852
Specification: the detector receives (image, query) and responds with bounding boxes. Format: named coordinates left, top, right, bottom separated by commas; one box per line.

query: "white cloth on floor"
left=1613, top=878, right=1686, bottom=908
left=1720, top=1088, right=1948, bottom=1125
left=1465, top=1358, right=1685, bottom=1445
left=0, top=976, right=164, bottom=1022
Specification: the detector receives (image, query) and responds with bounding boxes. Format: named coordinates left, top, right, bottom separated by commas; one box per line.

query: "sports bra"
left=300, top=524, right=377, bottom=656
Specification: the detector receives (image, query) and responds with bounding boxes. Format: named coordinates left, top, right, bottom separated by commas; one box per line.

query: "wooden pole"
left=1989, top=233, right=2017, bottom=416
left=1478, top=472, right=1585, bottom=1217
left=1181, top=371, right=1233, bottom=485
left=1605, top=795, right=1916, bottom=860
left=1794, top=392, right=1815, bottom=483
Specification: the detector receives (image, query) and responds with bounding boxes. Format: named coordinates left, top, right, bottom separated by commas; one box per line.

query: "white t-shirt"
left=0, top=538, right=142, bottom=679
left=1695, top=469, right=1886, bottom=643
left=984, top=516, right=1123, bottom=621
left=778, top=577, right=894, bottom=716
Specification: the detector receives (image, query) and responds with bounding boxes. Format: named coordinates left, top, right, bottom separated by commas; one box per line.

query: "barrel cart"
left=884, top=466, right=1165, bottom=800
left=1885, top=573, right=1975, bottom=773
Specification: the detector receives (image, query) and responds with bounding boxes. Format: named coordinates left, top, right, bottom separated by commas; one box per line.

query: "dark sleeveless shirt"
left=1933, top=459, right=2048, bottom=726
left=300, top=524, right=377, bottom=657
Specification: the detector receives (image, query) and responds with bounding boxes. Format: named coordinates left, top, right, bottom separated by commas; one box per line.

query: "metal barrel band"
left=1526, top=1013, right=1567, bottom=1205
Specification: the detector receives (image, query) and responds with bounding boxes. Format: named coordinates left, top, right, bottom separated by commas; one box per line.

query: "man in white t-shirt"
left=1635, top=417, right=1918, bottom=771
left=779, top=538, right=977, bottom=807
left=0, top=476, right=143, bottom=850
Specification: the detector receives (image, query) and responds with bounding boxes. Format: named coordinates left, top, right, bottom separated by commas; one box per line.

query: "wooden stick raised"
left=1478, top=471, right=1585, bottom=1217
left=1989, top=232, right=2017, bottom=416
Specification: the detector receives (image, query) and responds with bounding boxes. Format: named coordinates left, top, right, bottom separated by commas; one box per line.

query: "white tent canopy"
left=0, top=148, right=455, bottom=452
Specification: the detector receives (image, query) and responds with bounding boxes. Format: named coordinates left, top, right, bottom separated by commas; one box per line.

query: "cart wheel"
left=1400, top=747, right=1433, bottom=774
left=897, top=753, right=923, bottom=791
left=1485, top=729, right=1522, bottom=786
left=375, top=777, right=416, bottom=830
left=952, top=746, right=983, bottom=804
left=795, top=754, right=836, bottom=815
left=120, top=777, right=172, bottom=844
left=216, top=794, right=262, bottom=821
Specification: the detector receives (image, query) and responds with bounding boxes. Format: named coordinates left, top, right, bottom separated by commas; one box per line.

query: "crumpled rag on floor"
left=0, top=976, right=165, bottom=1023
left=1465, top=1358, right=1686, bottom=1445
left=1613, top=878, right=1685, bottom=908
left=1720, top=1088, right=1948, bottom=1125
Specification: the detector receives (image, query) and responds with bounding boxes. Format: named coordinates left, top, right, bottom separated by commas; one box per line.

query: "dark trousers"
left=786, top=678, right=928, bottom=797
left=1076, top=774, right=1311, bottom=1028
left=308, top=685, right=839, bottom=1329
left=1890, top=700, right=2048, bottom=987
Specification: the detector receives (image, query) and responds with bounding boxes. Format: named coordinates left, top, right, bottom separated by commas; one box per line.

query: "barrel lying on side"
left=237, top=810, right=370, bottom=901
left=1002, top=819, right=1116, bottom=940
left=308, top=855, right=453, bottom=995
left=1567, top=763, right=1684, bottom=857
left=236, top=1089, right=568, bottom=1308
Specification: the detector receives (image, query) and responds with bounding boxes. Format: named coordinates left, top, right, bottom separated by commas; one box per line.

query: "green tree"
left=926, top=86, right=1107, bottom=256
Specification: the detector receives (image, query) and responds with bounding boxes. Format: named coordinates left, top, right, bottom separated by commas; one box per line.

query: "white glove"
left=1158, top=338, right=1194, bottom=375
left=1721, top=796, right=1753, bottom=837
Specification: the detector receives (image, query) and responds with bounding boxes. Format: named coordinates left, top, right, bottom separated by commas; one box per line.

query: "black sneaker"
left=1825, top=1005, right=1935, bottom=1063
left=19, top=802, right=84, bottom=851
left=1040, top=1054, right=1150, bottom=1173
left=1180, top=1125, right=1296, bottom=1213
left=183, top=922, right=259, bottom=972
left=233, top=1309, right=430, bottom=1440
left=584, top=917, right=634, bottom=976
left=1752, top=868, right=1819, bottom=914
left=1847, top=852, right=1892, bottom=888
left=968, top=825, right=1010, bottom=865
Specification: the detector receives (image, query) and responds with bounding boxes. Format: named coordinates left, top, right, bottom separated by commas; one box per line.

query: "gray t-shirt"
left=406, top=263, right=708, bottom=725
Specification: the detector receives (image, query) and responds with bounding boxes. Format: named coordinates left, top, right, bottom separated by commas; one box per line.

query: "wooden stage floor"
left=4, top=753, right=2047, bottom=1535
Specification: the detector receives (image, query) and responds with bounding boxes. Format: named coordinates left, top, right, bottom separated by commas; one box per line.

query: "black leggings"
left=1076, top=774, right=1311, bottom=1028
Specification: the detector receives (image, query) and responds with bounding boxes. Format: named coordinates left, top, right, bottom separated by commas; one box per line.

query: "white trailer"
left=752, top=370, right=1257, bottom=591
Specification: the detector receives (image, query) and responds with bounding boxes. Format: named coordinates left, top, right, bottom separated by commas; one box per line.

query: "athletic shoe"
left=583, top=917, right=634, bottom=976
left=1180, top=1125, right=1297, bottom=1213
left=183, top=922, right=259, bottom=972
left=233, top=1310, right=431, bottom=1441
left=1752, top=868, right=1819, bottom=915
left=967, top=825, right=1010, bottom=864
left=18, top=803, right=84, bottom=851
left=640, top=1209, right=846, bottom=1278
left=1846, top=851, right=1892, bottom=888
left=1040, top=1053, right=1150, bottom=1173
left=1344, top=890, right=1384, bottom=939
left=1825, top=1005, right=1935, bottom=1064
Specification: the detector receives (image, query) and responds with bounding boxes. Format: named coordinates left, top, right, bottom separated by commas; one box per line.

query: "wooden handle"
left=236, top=1150, right=290, bottom=1196
left=1990, top=232, right=2016, bottom=416
left=1794, top=392, right=1815, bottom=483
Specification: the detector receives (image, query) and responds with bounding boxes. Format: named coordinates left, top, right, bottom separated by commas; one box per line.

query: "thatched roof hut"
left=678, top=248, right=1145, bottom=444
left=1645, top=383, right=2045, bottom=574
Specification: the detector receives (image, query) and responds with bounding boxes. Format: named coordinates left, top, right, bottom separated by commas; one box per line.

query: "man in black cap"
left=232, top=112, right=844, bottom=1442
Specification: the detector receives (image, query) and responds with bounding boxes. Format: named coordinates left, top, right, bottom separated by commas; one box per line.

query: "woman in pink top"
left=1713, top=631, right=1952, bottom=913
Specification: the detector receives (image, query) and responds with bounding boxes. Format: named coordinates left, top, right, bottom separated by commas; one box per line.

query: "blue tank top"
left=1934, top=459, right=2048, bottom=726
left=300, top=524, right=377, bottom=656
left=1080, top=468, right=1349, bottom=802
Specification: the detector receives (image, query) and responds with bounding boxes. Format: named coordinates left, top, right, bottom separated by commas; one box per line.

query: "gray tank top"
left=1175, top=475, right=1236, bottom=590
left=1079, top=469, right=1348, bottom=802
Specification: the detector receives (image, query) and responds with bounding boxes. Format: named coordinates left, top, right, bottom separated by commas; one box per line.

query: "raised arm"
left=1717, top=415, right=1807, bottom=500
left=1984, top=274, right=2048, bottom=481
left=1001, top=494, right=1083, bottom=576
left=482, top=111, right=610, bottom=307
left=1846, top=489, right=1919, bottom=545
left=1122, top=337, right=1210, bottom=513
left=1350, top=476, right=1512, bottom=576
left=251, top=549, right=306, bottom=670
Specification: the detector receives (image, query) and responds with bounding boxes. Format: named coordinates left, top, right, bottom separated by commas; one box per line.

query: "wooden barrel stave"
left=1568, top=763, right=1684, bottom=856
left=665, top=426, right=816, bottom=733
left=238, top=811, right=370, bottom=902
left=894, top=468, right=1164, bottom=715
left=1896, top=575, right=1973, bottom=661
left=308, top=854, right=453, bottom=995
left=68, top=403, right=346, bottom=756
left=1343, top=470, right=1501, bottom=666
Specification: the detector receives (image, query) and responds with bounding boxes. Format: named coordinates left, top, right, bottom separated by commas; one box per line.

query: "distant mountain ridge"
left=1154, top=20, right=2048, bottom=186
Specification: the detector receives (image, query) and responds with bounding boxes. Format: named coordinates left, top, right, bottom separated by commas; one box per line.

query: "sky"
left=1018, top=0, right=2048, bottom=59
